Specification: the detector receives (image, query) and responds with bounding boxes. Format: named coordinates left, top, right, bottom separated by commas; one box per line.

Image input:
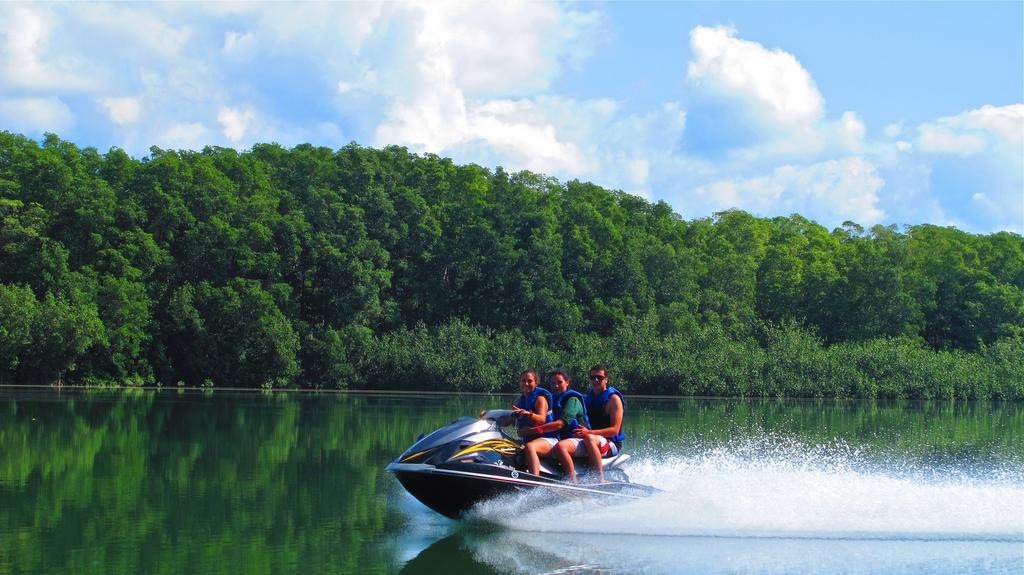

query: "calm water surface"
left=1, top=389, right=1022, bottom=574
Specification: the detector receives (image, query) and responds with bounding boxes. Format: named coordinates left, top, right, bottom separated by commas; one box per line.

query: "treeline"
left=0, top=132, right=1021, bottom=397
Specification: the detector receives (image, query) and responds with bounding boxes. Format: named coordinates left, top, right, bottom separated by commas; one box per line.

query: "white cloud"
left=1, top=4, right=1017, bottom=233
left=883, top=122, right=904, bottom=139
left=909, top=104, right=1024, bottom=231
left=916, top=104, right=1024, bottom=156
left=872, top=160, right=956, bottom=228
left=917, top=125, right=987, bottom=156
left=677, top=26, right=1020, bottom=231
left=98, top=97, right=141, bottom=125
left=688, top=25, right=823, bottom=128
left=692, top=157, right=885, bottom=225
left=217, top=106, right=255, bottom=145
left=0, top=6, right=50, bottom=85
left=839, top=111, right=866, bottom=152
left=241, top=2, right=385, bottom=53
left=0, top=2, right=612, bottom=175
left=958, top=104, right=1024, bottom=143
left=74, top=4, right=191, bottom=60
left=0, top=96, right=74, bottom=134
left=0, top=6, right=97, bottom=91
left=684, top=25, right=846, bottom=164
left=373, top=1, right=608, bottom=176
left=585, top=101, right=690, bottom=198
left=223, top=31, right=256, bottom=58
left=159, top=122, right=208, bottom=150
left=463, top=99, right=594, bottom=174
left=0, top=3, right=383, bottom=153
left=401, top=1, right=602, bottom=97
left=336, top=71, right=378, bottom=95
left=378, top=94, right=597, bottom=175
left=628, top=158, right=651, bottom=188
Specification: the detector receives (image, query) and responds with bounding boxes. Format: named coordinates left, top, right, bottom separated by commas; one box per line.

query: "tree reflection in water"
left=0, top=389, right=1020, bottom=574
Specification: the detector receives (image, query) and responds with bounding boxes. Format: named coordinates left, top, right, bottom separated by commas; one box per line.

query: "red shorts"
left=599, top=436, right=620, bottom=457
left=560, top=436, right=619, bottom=457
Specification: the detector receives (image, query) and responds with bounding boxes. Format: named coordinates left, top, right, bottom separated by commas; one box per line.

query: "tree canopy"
left=0, top=132, right=1021, bottom=397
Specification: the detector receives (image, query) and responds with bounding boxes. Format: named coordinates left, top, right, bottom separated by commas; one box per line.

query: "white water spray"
left=471, top=437, right=1024, bottom=541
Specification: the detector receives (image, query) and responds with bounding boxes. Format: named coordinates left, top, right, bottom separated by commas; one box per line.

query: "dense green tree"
left=0, top=131, right=1020, bottom=397
left=167, top=279, right=298, bottom=388
left=82, top=275, right=153, bottom=382
left=0, top=283, right=36, bottom=379
left=24, top=287, right=106, bottom=384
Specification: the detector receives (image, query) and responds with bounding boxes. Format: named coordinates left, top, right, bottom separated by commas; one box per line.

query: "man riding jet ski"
left=385, top=406, right=657, bottom=519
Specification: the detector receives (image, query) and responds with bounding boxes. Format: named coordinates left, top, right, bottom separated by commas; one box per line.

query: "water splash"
left=463, top=530, right=1024, bottom=575
left=470, top=435, right=1024, bottom=541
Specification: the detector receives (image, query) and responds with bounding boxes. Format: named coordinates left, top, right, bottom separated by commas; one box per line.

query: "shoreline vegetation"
left=2, top=384, right=1022, bottom=404
left=1, top=132, right=1022, bottom=399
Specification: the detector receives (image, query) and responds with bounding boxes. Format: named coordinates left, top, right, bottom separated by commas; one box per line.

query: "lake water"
left=1, top=389, right=1021, bottom=574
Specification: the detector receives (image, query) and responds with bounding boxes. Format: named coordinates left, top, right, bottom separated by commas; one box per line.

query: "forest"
left=0, top=132, right=1021, bottom=398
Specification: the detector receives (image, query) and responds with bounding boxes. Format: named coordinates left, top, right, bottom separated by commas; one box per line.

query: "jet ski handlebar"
left=480, top=408, right=516, bottom=427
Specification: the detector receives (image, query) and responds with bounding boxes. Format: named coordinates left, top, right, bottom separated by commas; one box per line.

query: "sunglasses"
left=589, top=375, right=607, bottom=382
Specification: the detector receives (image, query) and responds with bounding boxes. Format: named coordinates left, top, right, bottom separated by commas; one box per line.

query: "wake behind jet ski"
left=386, top=409, right=659, bottom=519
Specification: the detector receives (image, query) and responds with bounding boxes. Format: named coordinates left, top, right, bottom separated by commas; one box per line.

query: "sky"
left=1, top=1, right=1021, bottom=233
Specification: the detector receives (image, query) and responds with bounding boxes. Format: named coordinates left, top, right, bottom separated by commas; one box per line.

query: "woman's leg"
left=553, top=439, right=579, bottom=482
left=583, top=434, right=604, bottom=482
left=525, top=438, right=553, bottom=475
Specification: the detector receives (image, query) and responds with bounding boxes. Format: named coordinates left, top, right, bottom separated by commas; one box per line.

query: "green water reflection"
left=0, top=390, right=1020, bottom=574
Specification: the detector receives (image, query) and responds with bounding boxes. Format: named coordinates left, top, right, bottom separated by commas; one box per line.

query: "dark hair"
left=519, top=369, right=539, bottom=382
left=589, top=364, right=608, bottom=374
left=547, top=368, right=572, bottom=385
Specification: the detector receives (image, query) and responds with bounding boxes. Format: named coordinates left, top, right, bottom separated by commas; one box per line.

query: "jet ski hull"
left=388, top=461, right=658, bottom=519
left=390, top=462, right=523, bottom=519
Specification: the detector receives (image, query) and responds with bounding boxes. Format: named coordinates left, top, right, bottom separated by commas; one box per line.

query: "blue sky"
left=1, top=2, right=1021, bottom=232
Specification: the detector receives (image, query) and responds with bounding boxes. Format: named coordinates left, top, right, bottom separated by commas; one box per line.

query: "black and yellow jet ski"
left=386, top=409, right=658, bottom=519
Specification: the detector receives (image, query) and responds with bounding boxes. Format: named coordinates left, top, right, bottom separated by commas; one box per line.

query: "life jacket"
left=552, top=389, right=590, bottom=440
left=584, top=386, right=625, bottom=445
left=515, top=387, right=556, bottom=438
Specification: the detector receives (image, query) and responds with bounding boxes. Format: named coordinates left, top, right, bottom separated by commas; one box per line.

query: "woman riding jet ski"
left=385, top=408, right=658, bottom=519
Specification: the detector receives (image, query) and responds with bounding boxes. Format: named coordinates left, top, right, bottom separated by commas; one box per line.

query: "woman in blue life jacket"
left=520, top=369, right=590, bottom=482
left=573, top=364, right=624, bottom=483
left=510, top=370, right=554, bottom=436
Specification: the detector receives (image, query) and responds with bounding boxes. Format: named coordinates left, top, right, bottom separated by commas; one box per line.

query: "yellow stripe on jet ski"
left=450, top=439, right=521, bottom=459
left=400, top=448, right=435, bottom=463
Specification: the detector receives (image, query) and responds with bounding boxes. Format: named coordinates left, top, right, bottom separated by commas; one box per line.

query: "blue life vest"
left=584, top=386, right=625, bottom=445
left=552, top=390, right=590, bottom=440
left=515, top=387, right=556, bottom=438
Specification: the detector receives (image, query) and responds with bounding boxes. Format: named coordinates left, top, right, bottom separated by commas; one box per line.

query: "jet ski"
left=386, top=409, right=659, bottom=519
